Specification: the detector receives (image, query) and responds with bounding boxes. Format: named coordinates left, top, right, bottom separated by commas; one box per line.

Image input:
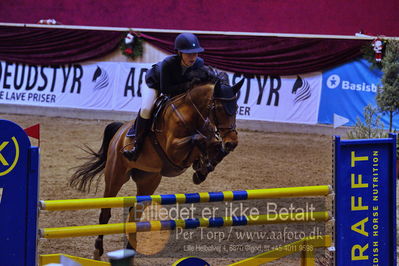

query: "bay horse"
left=69, top=68, right=244, bottom=259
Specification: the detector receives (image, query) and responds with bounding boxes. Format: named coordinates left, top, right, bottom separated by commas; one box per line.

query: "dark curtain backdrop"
left=0, top=26, right=370, bottom=75
left=141, top=32, right=369, bottom=75
left=0, top=26, right=123, bottom=65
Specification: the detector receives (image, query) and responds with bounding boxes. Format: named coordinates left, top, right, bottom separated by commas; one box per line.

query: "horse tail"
left=69, top=121, right=124, bottom=192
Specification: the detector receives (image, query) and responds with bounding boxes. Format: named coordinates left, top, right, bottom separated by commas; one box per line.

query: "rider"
left=123, top=32, right=205, bottom=161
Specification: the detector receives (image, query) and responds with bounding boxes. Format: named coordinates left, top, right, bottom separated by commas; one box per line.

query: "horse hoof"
left=93, top=249, right=102, bottom=261
left=206, top=163, right=215, bottom=172
left=193, top=172, right=206, bottom=185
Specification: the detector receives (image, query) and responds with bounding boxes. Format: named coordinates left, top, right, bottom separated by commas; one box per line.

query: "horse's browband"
left=213, top=95, right=237, bottom=101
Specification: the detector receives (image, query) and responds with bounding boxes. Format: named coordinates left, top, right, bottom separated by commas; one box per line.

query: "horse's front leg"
left=192, top=140, right=227, bottom=184
left=190, top=133, right=208, bottom=154
left=192, top=161, right=209, bottom=185
left=192, top=158, right=218, bottom=185
left=169, top=134, right=215, bottom=185
left=169, top=133, right=207, bottom=163
left=208, top=140, right=229, bottom=167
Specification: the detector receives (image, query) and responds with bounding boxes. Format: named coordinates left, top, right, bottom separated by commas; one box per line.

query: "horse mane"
left=216, top=71, right=229, bottom=86
left=186, top=66, right=218, bottom=88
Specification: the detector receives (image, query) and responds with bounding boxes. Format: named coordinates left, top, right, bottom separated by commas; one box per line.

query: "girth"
left=148, top=131, right=187, bottom=173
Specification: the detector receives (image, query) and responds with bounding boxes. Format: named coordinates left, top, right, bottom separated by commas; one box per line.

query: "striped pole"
left=40, top=211, right=330, bottom=239
left=40, top=185, right=331, bottom=211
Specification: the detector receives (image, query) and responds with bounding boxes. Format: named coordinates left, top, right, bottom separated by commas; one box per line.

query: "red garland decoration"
left=120, top=31, right=143, bottom=60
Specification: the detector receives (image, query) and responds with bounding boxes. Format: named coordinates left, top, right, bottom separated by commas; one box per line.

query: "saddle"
left=150, top=94, right=170, bottom=133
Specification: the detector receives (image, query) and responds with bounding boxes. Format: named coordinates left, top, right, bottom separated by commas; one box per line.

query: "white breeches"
left=140, top=86, right=158, bottom=119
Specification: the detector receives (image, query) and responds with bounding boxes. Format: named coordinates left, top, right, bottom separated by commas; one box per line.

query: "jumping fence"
left=0, top=119, right=396, bottom=265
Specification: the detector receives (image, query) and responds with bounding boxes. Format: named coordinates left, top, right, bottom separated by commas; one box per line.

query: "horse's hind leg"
left=126, top=170, right=162, bottom=251
left=93, top=158, right=129, bottom=260
left=94, top=208, right=112, bottom=260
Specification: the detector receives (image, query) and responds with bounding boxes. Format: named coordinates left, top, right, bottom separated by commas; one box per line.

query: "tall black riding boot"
left=123, top=115, right=150, bottom=161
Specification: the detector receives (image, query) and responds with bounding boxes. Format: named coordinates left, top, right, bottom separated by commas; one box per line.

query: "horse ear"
left=232, top=78, right=245, bottom=94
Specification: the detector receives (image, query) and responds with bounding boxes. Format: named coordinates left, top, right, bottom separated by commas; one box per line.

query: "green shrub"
left=346, top=104, right=386, bottom=139
left=347, top=104, right=399, bottom=156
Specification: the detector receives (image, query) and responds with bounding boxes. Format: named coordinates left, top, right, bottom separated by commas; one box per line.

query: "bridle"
left=170, top=87, right=238, bottom=141
left=170, top=89, right=214, bottom=140
left=210, top=95, right=238, bottom=139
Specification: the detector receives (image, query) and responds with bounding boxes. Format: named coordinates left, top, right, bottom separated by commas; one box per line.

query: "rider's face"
left=180, top=53, right=198, bottom=67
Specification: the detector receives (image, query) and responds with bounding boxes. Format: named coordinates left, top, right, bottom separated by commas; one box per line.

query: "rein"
left=149, top=82, right=237, bottom=172
left=187, top=89, right=208, bottom=123
left=170, top=88, right=216, bottom=140
left=173, top=85, right=238, bottom=140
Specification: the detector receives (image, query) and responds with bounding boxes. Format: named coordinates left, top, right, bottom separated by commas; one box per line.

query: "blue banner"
left=335, top=136, right=396, bottom=265
left=318, top=59, right=399, bottom=129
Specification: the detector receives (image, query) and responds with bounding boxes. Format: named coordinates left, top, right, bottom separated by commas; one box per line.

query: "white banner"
left=0, top=61, right=148, bottom=111
left=0, top=61, right=321, bottom=124
left=233, top=72, right=322, bottom=124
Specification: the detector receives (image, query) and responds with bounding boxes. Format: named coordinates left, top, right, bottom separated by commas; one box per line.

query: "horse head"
left=212, top=75, right=245, bottom=153
left=177, top=68, right=245, bottom=184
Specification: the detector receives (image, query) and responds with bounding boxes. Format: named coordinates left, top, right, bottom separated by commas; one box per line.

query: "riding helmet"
left=174, top=33, right=204, bottom=53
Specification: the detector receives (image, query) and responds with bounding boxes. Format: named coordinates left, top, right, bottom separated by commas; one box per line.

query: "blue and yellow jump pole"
left=40, top=185, right=331, bottom=211
left=40, top=211, right=330, bottom=239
